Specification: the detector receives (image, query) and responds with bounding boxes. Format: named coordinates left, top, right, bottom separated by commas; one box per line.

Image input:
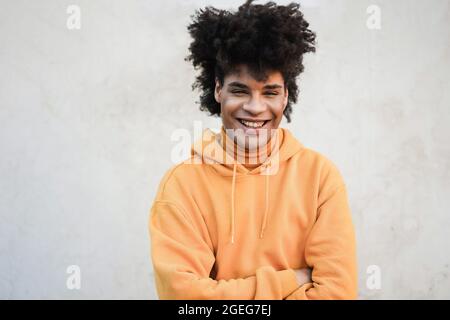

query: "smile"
left=237, top=118, right=269, bottom=128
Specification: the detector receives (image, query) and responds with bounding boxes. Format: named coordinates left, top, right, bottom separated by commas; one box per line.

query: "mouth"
left=236, top=118, right=271, bottom=129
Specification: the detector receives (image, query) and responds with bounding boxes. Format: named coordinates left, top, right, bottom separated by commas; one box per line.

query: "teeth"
left=240, top=119, right=265, bottom=128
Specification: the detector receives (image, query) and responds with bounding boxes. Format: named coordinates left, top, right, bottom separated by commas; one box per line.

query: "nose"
left=242, top=94, right=267, bottom=115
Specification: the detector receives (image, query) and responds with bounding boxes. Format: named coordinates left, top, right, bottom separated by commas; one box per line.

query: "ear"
left=214, top=78, right=222, bottom=103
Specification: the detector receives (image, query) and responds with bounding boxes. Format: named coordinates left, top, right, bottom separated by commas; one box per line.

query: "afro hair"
left=185, top=0, right=316, bottom=122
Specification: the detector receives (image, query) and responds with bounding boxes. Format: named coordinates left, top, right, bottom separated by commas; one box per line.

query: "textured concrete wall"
left=0, top=0, right=449, bottom=299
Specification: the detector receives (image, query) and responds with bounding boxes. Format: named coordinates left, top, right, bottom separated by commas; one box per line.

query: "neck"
left=220, top=126, right=279, bottom=168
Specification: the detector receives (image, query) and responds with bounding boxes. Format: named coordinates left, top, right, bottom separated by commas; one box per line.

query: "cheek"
left=268, top=99, right=286, bottom=117
left=221, top=96, right=242, bottom=114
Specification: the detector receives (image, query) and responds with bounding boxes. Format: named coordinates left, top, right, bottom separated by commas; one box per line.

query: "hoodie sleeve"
left=284, top=181, right=358, bottom=300
left=149, top=200, right=300, bottom=300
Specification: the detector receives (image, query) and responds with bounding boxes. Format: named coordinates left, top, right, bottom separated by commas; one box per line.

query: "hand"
left=294, top=268, right=312, bottom=287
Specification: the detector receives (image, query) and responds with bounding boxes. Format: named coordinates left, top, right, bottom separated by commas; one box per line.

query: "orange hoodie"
left=148, top=126, right=358, bottom=299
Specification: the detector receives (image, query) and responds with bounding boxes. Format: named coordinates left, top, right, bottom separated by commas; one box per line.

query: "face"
left=214, top=64, right=288, bottom=151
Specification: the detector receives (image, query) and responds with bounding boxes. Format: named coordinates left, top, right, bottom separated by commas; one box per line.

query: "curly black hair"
left=185, top=0, right=316, bottom=122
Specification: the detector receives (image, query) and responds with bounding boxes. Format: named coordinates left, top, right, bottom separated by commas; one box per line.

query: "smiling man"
left=148, top=0, right=358, bottom=300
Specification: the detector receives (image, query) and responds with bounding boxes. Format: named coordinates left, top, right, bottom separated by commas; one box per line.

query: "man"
left=148, top=0, right=358, bottom=299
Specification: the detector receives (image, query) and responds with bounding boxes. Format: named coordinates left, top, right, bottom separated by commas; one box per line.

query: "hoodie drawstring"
left=230, top=162, right=237, bottom=244
left=260, top=171, right=270, bottom=239
left=229, top=162, right=270, bottom=244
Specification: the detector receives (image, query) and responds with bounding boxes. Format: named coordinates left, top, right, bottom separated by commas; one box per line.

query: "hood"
left=191, top=125, right=304, bottom=244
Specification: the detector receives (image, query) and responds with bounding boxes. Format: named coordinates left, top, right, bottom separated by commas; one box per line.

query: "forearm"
left=154, top=265, right=300, bottom=300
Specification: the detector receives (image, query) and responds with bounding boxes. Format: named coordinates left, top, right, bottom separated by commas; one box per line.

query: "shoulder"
left=154, top=155, right=208, bottom=201
left=294, top=146, right=347, bottom=191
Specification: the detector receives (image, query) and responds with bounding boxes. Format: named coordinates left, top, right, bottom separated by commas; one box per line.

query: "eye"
left=265, top=92, right=279, bottom=96
left=231, top=90, right=247, bottom=95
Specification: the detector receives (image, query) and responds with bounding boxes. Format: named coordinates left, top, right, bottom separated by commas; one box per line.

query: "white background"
left=0, top=0, right=449, bottom=299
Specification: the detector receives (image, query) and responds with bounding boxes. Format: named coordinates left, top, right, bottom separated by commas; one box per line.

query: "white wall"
left=0, top=0, right=449, bottom=299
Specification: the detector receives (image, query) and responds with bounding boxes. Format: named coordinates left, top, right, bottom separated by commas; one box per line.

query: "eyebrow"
left=227, top=81, right=283, bottom=90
